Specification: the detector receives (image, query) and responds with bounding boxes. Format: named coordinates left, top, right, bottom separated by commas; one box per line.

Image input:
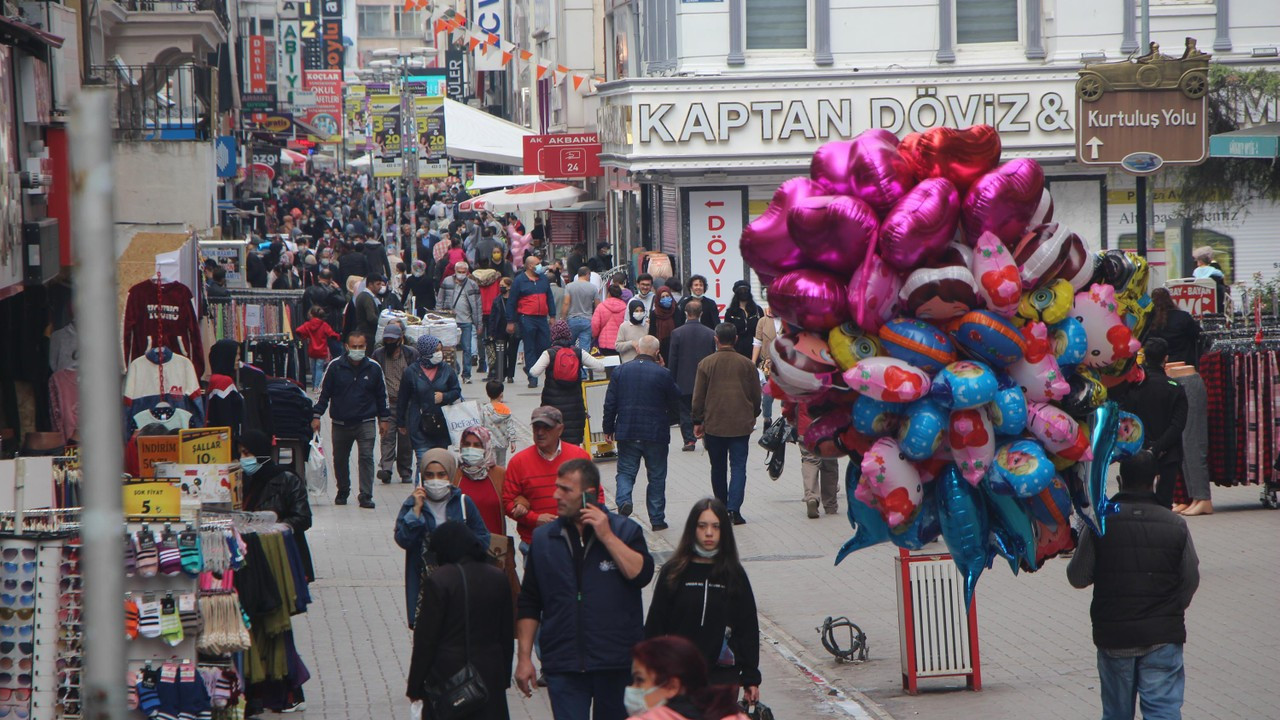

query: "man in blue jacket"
left=514, top=458, right=654, bottom=720
left=311, top=330, right=391, bottom=508
left=505, top=252, right=556, bottom=388
left=601, top=335, right=681, bottom=530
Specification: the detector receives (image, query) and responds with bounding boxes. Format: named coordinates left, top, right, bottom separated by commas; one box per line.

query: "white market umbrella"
left=458, top=181, right=587, bottom=213
left=280, top=148, right=308, bottom=165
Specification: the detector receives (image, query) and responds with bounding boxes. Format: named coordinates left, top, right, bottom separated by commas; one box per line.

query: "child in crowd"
left=481, top=380, right=517, bottom=465
left=295, top=305, right=340, bottom=392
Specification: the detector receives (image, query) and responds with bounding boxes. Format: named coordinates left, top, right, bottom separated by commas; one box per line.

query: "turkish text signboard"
left=278, top=20, right=303, bottom=107
left=248, top=35, right=268, bottom=93
left=522, top=133, right=603, bottom=177
left=304, top=69, right=343, bottom=141
left=683, top=187, right=747, bottom=313
left=1075, top=89, right=1208, bottom=174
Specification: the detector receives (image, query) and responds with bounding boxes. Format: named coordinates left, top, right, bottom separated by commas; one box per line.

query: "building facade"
left=597, top=0, right=1280, bottom=307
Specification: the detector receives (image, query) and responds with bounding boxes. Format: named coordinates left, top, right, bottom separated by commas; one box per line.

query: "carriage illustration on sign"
left=1076, top=37, right=1210, bottom=103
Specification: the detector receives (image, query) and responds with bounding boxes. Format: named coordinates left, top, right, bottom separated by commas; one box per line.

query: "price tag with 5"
left=123, top=479, right=182, bottom=521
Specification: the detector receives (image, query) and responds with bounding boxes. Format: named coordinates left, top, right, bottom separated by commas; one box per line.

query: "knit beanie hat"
left=550, top=320, right=572, bottom=346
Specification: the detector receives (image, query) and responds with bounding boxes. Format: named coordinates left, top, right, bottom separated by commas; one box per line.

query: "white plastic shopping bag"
left=305, top=435, right=328, bottom=501
left=442, top=400, right=484, bottom=446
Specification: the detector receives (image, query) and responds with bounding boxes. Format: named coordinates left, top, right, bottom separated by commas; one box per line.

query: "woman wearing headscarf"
left=394, top=450, right=490, bottom=629
left=238, top=430, right=314, bottom=581
left=616, top=298, right=650, bottom=363
left=649, top=286, right=678, bottom=362
left=406, top=521, right=513, bottom=720
left=724, top=280, right=763, bottom=359
left=397, top=335, right=463, bottom=461
left=529, top=320, right=605, bottom=446
left=454, top=426, right=505, bottom=536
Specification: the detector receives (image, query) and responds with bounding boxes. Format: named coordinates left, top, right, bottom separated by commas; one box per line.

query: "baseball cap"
left=383, top=323, right=404, bottom=339
left=531, top=406, right=564, bottom=427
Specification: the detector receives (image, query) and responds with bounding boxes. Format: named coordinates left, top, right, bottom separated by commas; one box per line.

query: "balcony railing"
left=93, top=64, right=215, bottom=142
left=119, top=0, right=229, bottom=29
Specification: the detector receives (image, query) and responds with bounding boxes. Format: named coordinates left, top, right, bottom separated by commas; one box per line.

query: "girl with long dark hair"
left=1147, top=287, right=1202, bottom=366
left=645, top=499, right=760, bottom=704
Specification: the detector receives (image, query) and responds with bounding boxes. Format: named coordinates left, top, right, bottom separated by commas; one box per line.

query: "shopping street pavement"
left=294, top=372, right=1280, bottom=720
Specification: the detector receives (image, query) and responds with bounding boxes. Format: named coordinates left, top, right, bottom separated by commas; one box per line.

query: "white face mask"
left=459, top=447, right=485, bottom=465
left=430, top=351, right=444, bottom=365
left=631, top=312, right=646, bottom=323
left=693, top=544, right=719, bottom=559
left=413, top=269, right=426, bottom=277
left=423, top=479, right=452, bottom=501
left=623, top=686, right=662, bottom=717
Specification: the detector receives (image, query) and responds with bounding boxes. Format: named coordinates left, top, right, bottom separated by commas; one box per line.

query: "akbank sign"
left=598, top=73, right=1081, bottom=167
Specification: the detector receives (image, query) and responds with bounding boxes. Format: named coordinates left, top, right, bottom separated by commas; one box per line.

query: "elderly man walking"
left=667, top=299, right=717, bottom=452
left=692, top=323, right=761, bottom=525
left=601, top=336, right=681, bottom=530
left=437, top=261, right=484, bottom=383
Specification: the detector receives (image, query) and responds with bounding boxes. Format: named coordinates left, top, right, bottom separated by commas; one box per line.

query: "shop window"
left=358, top=7, right=393, bottom=38
left=956, top=0, right=1018, bottom=44
left=260, top=19, right=274, bottom=37
left=745, top=0, right=807, bottom=51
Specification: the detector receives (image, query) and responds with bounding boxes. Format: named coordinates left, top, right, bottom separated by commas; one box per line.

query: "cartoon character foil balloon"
left=890, top=481, right=943, bottom=550
left=931, top=360, right=999, bottom=409
left=1026, top=401, right=1093, bottom=462
left=804, top=408, right=873, bottom=458
left=989, top=439, right=1056, bottom=497
left=1027, top=475, right=1077, bottom=566
left=1072, top=284, right=1141, bottom=369
left=990, top=383, right=1029, bottom=436
left=1006, top=322, right=1069, bottom=403
left=768, top=336, right=842, bottom=400
left=845, top=357, right=931, bottom=403
left=949, top=406, right=996, bottom=485
left=953, top=310, right=1027, bottom=368
left=898, top=398, right=949, bottom=461
left=982, top=482, right=1038, bottom=574
left=846, top=244, right=903, bottom=334
left=970, top=231, right=1022, bottom=317
left=768, top=269, right=851, bottom=333
left=786, top=195, right=878, bottom=277
left=877, top=178, right=962, bottom=272
left=1059, top=368, right=1108, bottom=418
left=851, top=394, right=905, bottom=438
left=1113, top=411, right=1146, bottom=461
left=899, top=250, right=980, bottom=322
left=1015, top=279, right=1075, bottom=327
left=1013, top=223, right=1079, bottom=290
left=937, top=464, right=990, bottom=605
left=879, top=318, right=958, bottom=375
left=828, top=323, right=882, bottom=371
left=898, top=125, right=1002, bottom=192
left=1048, top=316, right=1088, bottom=369
left=857, top=438, right=924, bottom=528
left=740, top=177, right=825, bottom=279
left=836, top=463, right=892, bottom=563
left=960, top=158, right=1046, bottom=247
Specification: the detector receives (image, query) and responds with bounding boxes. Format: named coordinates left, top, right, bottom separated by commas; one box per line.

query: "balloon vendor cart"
left=895, top=548, right=982, bottom=694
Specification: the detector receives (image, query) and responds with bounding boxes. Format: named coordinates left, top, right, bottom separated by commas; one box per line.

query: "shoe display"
left=618, top=502, right=633, bottom=517
left=806, top=498, right=820, bottom=519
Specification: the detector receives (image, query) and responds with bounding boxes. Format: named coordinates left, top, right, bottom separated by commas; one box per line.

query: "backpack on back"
left=551, top=346, right=581, bottom=383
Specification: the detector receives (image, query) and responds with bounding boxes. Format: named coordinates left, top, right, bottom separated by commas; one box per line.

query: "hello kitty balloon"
left=1072, top=284, right=1141, bottom=369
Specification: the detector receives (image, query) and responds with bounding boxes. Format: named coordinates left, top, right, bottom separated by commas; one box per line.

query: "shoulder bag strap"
left=459, top=564, right=472, bottom=663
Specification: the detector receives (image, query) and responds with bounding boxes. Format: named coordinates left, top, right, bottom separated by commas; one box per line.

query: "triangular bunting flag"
left=403, top=0, right=415, bottom=11
left=487, top=33, right=499, bottom=45
left=557, top=65, right=570, bottom=74
left=468, top=35, right=481, bottom=51
left=536, top=63, right=549, bottom=80
left=520, top=49, right=534, bottom=61
left=454, top=12, right=467, bottom=24
left=572, top=75, right=584, bottom=91
left=502, top=51, right=513, bottom=65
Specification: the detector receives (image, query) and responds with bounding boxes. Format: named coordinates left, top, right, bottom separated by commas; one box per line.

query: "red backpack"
left=551, top=346, right=582, bottom=383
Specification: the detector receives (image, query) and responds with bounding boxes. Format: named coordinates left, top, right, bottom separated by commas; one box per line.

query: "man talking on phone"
left=515, top=458, right=654, bottom=720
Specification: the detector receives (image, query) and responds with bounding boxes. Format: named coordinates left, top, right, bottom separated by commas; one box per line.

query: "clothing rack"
left=1198, top=344, right=1280, bottom=507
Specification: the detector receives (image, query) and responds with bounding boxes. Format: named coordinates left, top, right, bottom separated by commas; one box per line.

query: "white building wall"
left=114, top=142, right=217, bottom=231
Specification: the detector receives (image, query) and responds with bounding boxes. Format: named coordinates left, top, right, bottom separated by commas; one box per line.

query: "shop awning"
left=444, top=99, right=533, bottom=167
left=468, top=174, right=542, bottom=191
left=0, top=15, right=64, bottom=55
left=552, top=200, right=605, bottom=213
left=1209, top=123, right=1280, bottom=159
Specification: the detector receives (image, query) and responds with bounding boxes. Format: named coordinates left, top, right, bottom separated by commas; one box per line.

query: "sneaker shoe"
left=618, top=502, right=633, bottom=517
left=280, top=701, right=306, bottom=713
left=463, top=376, right=472, bottom=384
left=377, top=470, right=392, bottom=484
left=806, top=498, right=820, bottom=519
left=681, top=442, right=696, bottom=452
left=729, top=511, right=747, bottom=526
left=651, top=522, right=668, bottom=531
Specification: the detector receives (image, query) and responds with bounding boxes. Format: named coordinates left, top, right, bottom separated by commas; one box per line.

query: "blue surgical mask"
left=658, top=296, right=673, bottom=309
left=348, top=348, right=366, bottom=362
left=693, top=544, right=719, bottom=559
left=239, top=456, right=264, bottom=476
left=534, top=264, right=547, bottom=276
left=623, top=686, right=662, bottom=717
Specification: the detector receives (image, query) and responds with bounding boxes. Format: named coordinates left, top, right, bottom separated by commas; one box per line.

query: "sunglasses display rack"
left=0, top=536, right=80, bottom=720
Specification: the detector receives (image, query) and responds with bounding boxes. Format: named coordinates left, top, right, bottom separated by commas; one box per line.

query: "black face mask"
left=383, top=340, right=400, bottom=351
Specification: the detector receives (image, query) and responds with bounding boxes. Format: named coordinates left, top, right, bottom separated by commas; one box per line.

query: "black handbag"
left=425, top=565, right=489, bottom=720
left=738, top=700, right=775, bottom=720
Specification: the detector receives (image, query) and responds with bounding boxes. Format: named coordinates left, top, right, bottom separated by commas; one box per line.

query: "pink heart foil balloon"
left=899, top=125, right=1002, bottom=193
left=845, top=129, right=917, bottom=214
left=846, top=244, right=903, bottom=334
left=961, top=158, right=1046, bottom=247
left=878, top=177, right=961, bottom=272
left=787, top=195, right=878, bottom=277
left=810, top=140, right=857, bottom=196
left=768, top=269, right=851, bottom=333
left=740, top=177, right=825, bottom=278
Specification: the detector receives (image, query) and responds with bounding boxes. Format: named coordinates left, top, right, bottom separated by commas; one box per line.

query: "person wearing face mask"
left=487, top=278, right=518, bottom=383
left=453, top=426, right=506, bottom=536
left=401, top=259, right=436, bottom=314
left=352, top=273, right=387, bottom=341
left=616, top=298, right=651, bottom=363
left=505, top=253, right=557, bottom=389
left=437, top=261, right=484, bottom=383
left=239, top=430, right=314, bottom=582
left=312, top=330, right=391, bottom=508
left=648, top=287, right=678, bottom=362
left=394, top=449, right=490, bottom=629
left=723, top=281, right=763, bottom=359
left=624, top=636, right=751, bottom=720
left=397, top=335, right=463, bottom=462
left=678, top=276, right=721, bottom=331
left=592, top=284, right=629, bottom=356
left=644, top=498, right=760, bottom=707
left=373, top=322, right=419, bottom=485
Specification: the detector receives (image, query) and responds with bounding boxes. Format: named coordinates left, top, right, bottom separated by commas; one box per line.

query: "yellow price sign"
left=123, top=479, right=182, bottom=521
left=179, top=427, right=232, bottom=465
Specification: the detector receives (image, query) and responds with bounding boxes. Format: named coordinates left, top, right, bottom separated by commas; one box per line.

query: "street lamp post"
left=371, top=48, right=432, bottom=264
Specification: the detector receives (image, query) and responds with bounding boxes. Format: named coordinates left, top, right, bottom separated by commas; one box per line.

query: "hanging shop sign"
left=1165, top=278, right=1219, bottom=316
left=682, top=187, right=747, bottom=312
left=472, top=0, right=505, bottom=72
left=345, top=83, right=368, bottom=146
left=215, top=136, right=238, bottom=178
left=446, top=48, right=467, bottom=101
left=523, top=133, right=603, bottom=177
left=248, top=35, right=268, bottom=93
left=179, top=427, right=232, bottom=465
left=123, top=479, right=182, bottom=521
left=371, top=94, right=403, bottom=178
left=405, top=70, right=447, bottom=98
left=304, top=69, right=343, bottom=141
left=1074, top=41, right=1211, bottom=174
left=277, top=20, right=303, bottom=106
left=415, top=95, right=448, bottom=178
left=301, top=0, right=323, bottom=70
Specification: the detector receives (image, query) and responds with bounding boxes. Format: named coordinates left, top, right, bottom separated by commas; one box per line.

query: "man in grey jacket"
left=372, top=321, right=418, bottom=484
left=436, top=261, right=484, bottom=383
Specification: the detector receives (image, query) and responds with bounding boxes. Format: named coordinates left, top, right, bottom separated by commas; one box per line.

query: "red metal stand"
left=896, top=548, right=982, bottom=694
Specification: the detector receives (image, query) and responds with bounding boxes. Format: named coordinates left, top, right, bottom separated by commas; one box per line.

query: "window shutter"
left=956, top=0, right=1018, bottom=44
left=745, top=0, right=808, bottom=50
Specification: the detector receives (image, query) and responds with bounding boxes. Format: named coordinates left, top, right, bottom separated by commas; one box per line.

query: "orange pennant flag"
left=403, top=0, right=415, bottom=11
left=454, top=12, right=467, bottom=24
left=536, top=63, right=549, bottom=80
left=557, top=65, right=570, bottom=74
left=501, top=51, right=513, bottom=65
left=595, top=76, right=606, bottom=83
left=468, top=36, right=481, bottom=52
left=520, top=49, right=534, bottom=61
left=487, top=33, right=499, bottom=45
left=572, top=75, right=585, bottom=91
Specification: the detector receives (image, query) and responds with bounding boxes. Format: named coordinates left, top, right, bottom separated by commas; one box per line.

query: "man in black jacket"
left=311, top=330, right=391, bottom=508
left=1068, top=450, right=1199, bottom=720
left=1116, top=338, right=1188, bottom=508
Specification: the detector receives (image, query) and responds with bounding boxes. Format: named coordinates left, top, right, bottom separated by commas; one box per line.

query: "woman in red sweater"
left=453, top=426, right=505, bottom=536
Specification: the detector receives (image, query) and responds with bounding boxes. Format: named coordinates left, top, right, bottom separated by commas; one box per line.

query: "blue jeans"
left=762, top=393, right=775, bottom=422
left=704, top=434, right=750, bottom=513
left=568, top=315, right=593, bottom=353
left=520, top=315, right=551, bottom=376
left=456, top=322, right=474, bottom=378
left=544, top=669, right=629, bottom=720
left=614, top=440, right=669, bottom=524
left=310, top=358, right=327, bottom=391
left=1097, top=644, right=1185, bottom=720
